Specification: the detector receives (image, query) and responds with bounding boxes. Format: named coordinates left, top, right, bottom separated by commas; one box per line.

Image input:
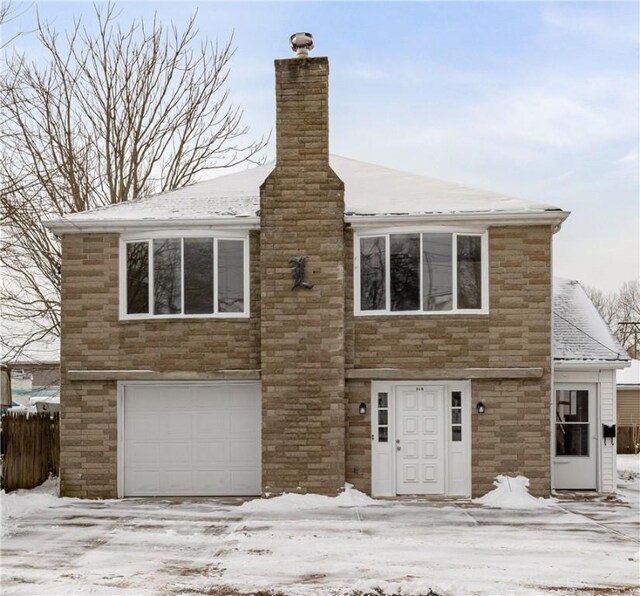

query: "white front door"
left=553, top=385, right=597, bottom=490
left=395, top=385, right=446, bottom=495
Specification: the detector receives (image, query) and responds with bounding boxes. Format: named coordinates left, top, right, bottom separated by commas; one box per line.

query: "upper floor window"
left=121, top=234, right=248, bottom=319
left=356, top=231, right=487, bottom=315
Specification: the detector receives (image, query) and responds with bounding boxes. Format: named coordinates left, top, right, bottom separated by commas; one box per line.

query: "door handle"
left=396, top=445, right=402, bottom=451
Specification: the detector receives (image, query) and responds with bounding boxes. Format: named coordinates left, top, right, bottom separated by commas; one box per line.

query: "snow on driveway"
left=1, top=463, right=639, bottom=596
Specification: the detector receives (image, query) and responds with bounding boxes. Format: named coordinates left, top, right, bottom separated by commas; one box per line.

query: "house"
left=43, top=41, right=627, bottom=500
left=2, top=362, right=60, bottom=408
left=616, top=360, right=640, bottom=453
left=552, top=279, right=630, bottom=489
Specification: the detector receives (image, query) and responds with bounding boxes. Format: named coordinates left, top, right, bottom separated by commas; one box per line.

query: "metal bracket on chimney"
left=289, top=256, right=313, bottom=290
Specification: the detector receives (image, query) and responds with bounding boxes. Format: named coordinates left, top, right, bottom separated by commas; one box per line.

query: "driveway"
left=1, top=480, right=639, bottom=595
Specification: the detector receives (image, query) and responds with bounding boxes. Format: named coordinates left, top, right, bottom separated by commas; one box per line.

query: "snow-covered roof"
left=617, top=360, right=639, bottom=388
left=43, top=156, right=568, bottom=233
left=553, top=278, right=629, bottom=365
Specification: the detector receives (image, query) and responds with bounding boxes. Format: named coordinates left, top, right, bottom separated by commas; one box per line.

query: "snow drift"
left=239, top=483, right=377, bottom=512
left=472, top=475, right=557, bottom=510
left=0, top=476, right=63, bottom=536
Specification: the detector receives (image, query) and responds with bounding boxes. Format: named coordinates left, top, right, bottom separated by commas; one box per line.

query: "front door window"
left=555, top=389, right=589, bottom=456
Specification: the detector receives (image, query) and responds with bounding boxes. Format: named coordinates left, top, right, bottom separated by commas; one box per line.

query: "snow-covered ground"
left=1, top=461, right=639, bottom=596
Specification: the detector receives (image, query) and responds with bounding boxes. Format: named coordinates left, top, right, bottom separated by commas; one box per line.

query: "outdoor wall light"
left=359, top=403, right=367, bottom=415
left=476, top=402, right=486, bottom=414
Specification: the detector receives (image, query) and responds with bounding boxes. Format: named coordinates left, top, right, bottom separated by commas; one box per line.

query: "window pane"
left=153, top=239, right=181, bottom=314
left=360, top=237, right=386, bottom=310
left=457, top=235, right=482, bottom=309
left=422, top=234, right=452, bottom=311
left=451, top=391, right=462, bottom=408
left=378, top=410, right=388, bottom=426
left=184, top=238, right=214, bottom=314
left=378, top=392, right=388, bottom=409
left=556, top=390, right=589, bottom=423
left=378, top=427, right=388, bottom=442
left=556, top=423, right=589, bottom=456
left=452, top=410, right=461, bottom=425
left=452, top=427, right=462, bottom=442
left=126, top=242, right=149, bottom=314
left=218, top=240, right=244, bottom=313
left=390, top=234, right=420, bottom=311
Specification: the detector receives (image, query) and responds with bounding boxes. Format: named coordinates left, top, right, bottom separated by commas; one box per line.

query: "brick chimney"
left=259, top=38, right=346, bottom=495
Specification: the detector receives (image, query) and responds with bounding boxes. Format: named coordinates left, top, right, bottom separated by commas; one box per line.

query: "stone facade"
left=59, top=232, right=261, bottom=497
left=345, top=225, right=553, bottom=497
left=57, top=54, right=554, bottom=499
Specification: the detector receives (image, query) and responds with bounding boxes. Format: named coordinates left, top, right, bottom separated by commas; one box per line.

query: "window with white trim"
left=357, top=232, right=487, bottom=314
left=122, top=235, right=248, bottom=318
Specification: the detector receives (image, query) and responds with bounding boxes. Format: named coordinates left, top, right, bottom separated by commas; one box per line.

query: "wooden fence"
left=1, top=412, right=60, bottom=492
left=617, top=425, right=639, bottom=455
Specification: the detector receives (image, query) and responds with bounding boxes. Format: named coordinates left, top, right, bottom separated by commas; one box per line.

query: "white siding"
left=599, top=369, right=616, bottom=493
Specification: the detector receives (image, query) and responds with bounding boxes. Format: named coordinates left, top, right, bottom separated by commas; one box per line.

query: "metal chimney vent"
left=290, top=32, right=314, bottom=57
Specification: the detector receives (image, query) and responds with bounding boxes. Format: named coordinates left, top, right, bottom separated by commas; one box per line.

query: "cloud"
left=541, top=5, right=640, bottom=47
left=614, top=151, right=639, bottom=165
left=341, top=64, right=390, bottom=81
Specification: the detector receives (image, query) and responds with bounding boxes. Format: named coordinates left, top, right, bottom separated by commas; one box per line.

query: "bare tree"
left=0, top=2, right=35, bottom=49
left=616, top=281, right=640, bottom=358
left=584, top=280, right=640, bottom=359
left=0, top=4, right=267, bottom=359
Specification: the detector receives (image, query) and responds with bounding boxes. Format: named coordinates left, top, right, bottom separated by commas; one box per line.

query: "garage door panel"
left=231, top=470, right=261, bottom=493
left=165, top=413, right=193, bottom=436
left=196, top=441, right=228, bottom=463
left=123, top=382, right=261, bottom=497
left=227, top=388, right=258, bottom=408
left=128, top=443, right=159, bottom=464
left=193, top=470, right=231, bottom=492
left=127, top=471, right=160, bottom=494
left=126, top=414, right=160, bottom=439
left=228, top=411, right=260, bottom=434
left=194, top=412, right=227, bottom=436
left=162, top=443, right=192, bottom=465
left=164, top=470, right=194, bottom=494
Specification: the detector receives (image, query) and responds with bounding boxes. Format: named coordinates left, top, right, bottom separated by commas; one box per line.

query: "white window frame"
left=354, top=226, right=489, bottom=316
left=119, top=229, right=250, bottom=320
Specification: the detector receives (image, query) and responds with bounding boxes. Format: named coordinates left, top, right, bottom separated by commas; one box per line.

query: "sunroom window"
left=358, top=232, right=486, bottom=314
left=124, top=236, right=247, bottom=317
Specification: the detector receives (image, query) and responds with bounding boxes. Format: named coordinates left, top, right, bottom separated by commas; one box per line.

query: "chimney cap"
left=289, top=32, right=314, bottom=57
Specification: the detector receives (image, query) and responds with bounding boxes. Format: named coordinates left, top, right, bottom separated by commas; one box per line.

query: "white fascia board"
left=554, top=360, right=632, bottom=371
left=42, top=217, right=260, bottom=234
left=346, top=210, right=570, bottom=230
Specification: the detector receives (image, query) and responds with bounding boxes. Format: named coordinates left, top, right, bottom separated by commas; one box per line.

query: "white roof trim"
left=44, top=212, right=570, bottom=235
left=346, top=211, right=569, bottom=228
left=44, top=217, right=260, bottom=234
left=554, top=360, right=631, bottom=371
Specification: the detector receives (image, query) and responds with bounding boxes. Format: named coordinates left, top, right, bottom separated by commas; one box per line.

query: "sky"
left=3, top=1, right=639, bottom=291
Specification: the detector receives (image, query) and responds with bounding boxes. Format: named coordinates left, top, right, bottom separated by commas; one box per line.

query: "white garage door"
left=121, top=382, right=261, bottom=497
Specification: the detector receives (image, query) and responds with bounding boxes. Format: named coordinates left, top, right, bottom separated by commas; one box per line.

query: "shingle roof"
left=43, top=155, right=568, bottom=231
left=553, top=278, right=629, bottom=364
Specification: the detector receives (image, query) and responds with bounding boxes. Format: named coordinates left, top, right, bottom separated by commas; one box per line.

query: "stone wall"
left=259, top=57, right=346, bottom=495
left=344, top=224, right=553, bottom=497
left=58, top=232, right=261, bottom=497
